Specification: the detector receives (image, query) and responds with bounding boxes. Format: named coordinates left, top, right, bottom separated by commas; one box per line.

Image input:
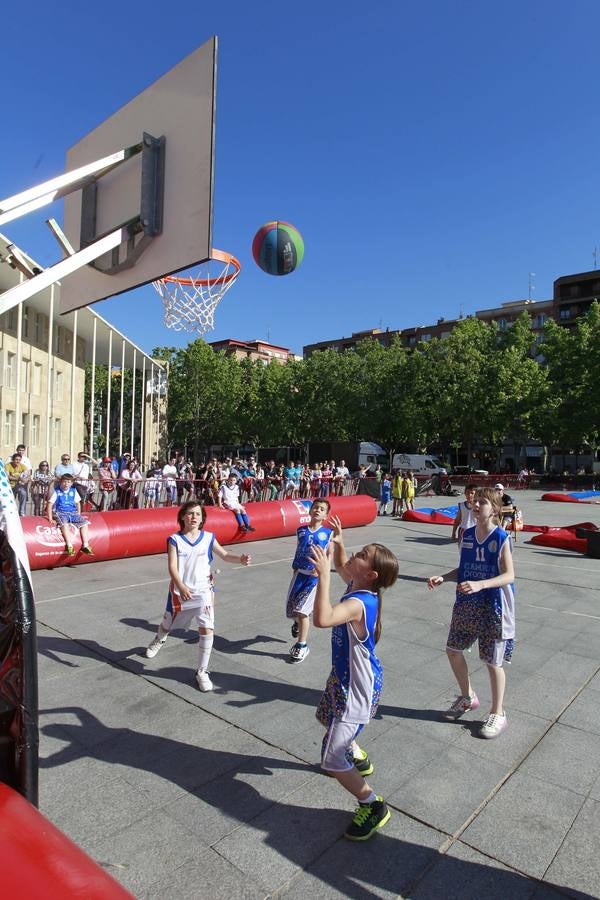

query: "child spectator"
left=47, top=473, right=93, bottom=556
left=378, top=473, right=392, bottom=516
left=218, top=474, right=256, bottom=533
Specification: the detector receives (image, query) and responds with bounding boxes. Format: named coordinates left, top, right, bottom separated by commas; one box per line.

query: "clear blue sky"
left=3, top=0, right=600, bottom=356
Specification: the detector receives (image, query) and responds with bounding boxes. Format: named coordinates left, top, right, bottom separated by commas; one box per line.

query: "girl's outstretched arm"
left=213, top=538, right=251, bottom=566
left=168, top=542, right=193, bottom=600
left=327, top=514, right=348, bottom=578
left=427, top=567, right=459, bottom=590
left=311, top=545, right=362, bottom=629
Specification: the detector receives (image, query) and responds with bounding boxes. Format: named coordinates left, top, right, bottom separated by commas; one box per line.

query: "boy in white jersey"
left=451, top=483, right=476, bottom=546
left=286, top=499, right=333, bottom=662
left=145, top=501, right=251, bottom=691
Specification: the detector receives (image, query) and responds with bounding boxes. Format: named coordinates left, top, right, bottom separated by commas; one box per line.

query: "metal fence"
left=14, top=474, right=361, bottom=517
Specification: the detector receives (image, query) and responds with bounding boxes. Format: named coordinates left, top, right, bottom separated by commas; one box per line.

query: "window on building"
left=21, top=358, right=30, bottom=392
left=52, top=418, right=62, bottom=448
left=420, top=334, right=432, bottom=342
left=5, top=308, right=18, bottom=333
left=4, top=410, right=14, bottom=446
left=534, top=313, right=547, bottom=329
left=5, top=352, right=16, bottom=389
left=559, top=308, right=571, bottom=319
left=22, top=307, right=31, bottom=339
left=569, top=285, right=580, bottom=298
left=408, top=336, right=416, bottom=346
left=34, top=312, right=44, bottom=346
left=20, top=413, right=27, bottom=446
left=53, top=326, right=64, bottom=355
left=54, top=370, right=64, bottom=400
left=31, top=414, right=40, bottom=448
left=498, top=318, right=508, bottom=331
left=33, top=362, right=42, bottom=395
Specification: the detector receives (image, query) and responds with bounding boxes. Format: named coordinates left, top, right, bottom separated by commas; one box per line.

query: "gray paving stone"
left=410, top=840, right=539, bottom=899
left=462, top=772, right=585, bottom=878
left=508, top=673, right=582, bottom=721
left=558, top=685, right=600, bottom=735
left=212, top=777, right=352, bottom=893
left=518, top=723, right=600, bottom=795
left=83, top=809, right=208, bottom=896
left=545, top=799, right=600, bottom=899
left=451, top=707, right=550, bottom=768
left=388, top=745, right=506, bottom=834
left=279, top=810, right=444, bottom=899
left=138, top=849, right=265, bottom=899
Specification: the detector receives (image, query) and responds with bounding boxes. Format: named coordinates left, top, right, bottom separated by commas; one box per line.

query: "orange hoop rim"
left=158, top=248, right=240, bottom=287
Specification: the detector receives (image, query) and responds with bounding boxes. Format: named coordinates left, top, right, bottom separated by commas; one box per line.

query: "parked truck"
left=308, top=441, right=388, bottom=473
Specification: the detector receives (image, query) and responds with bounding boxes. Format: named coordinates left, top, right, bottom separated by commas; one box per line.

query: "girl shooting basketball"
left=311, top=522, right=399, bottom=841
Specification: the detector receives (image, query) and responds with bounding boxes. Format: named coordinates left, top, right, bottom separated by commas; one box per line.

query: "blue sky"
left=3, top=1, right=599, bottom=356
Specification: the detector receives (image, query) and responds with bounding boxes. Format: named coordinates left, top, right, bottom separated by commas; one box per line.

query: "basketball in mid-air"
left=252, top=221, right=304, bottom=276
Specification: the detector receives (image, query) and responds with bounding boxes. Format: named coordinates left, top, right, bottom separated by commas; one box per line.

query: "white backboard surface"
left=60, top=37, right=216, bottom=314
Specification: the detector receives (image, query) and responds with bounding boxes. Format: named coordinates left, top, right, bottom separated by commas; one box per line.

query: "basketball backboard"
left=60, top=37, right=217, bottom=315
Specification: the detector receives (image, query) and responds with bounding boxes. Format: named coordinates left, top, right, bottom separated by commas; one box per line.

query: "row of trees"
left=138, top=303, right=600, bottom=463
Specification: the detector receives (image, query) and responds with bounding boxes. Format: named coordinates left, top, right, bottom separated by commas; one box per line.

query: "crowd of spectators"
left=3, top=447, right=359, bottom=516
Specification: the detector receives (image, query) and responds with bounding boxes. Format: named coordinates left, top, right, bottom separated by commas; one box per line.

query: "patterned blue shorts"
left=447, top=595, right=514, bottom=666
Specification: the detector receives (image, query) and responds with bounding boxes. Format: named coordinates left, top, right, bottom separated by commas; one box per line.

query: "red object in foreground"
left=21, top=495, right=377, bottom=570
left=0, top=783, right=133, bottom=898
left=528, top=522, right=598, bottom=554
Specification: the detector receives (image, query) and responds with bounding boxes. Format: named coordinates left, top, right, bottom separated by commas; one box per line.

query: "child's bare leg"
left=447, top=648, right=473, bottom=697
left=334, top=767, right=374, bottom=803
left=487, top=663, right=506, bottom=714
left=80, top=524, right=90, bottom=546
left=297, top=614, right=309, bottom=643
left=59, top=524, right=72, bottom=549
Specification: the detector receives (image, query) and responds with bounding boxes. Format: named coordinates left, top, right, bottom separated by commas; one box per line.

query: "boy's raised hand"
left=327, top=514, right=343, bottom=543
left=310, top=544, right=331, bottom=578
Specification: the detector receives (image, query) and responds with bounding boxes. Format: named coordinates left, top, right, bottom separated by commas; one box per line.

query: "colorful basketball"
left=252, top=221, right=304, bottom=276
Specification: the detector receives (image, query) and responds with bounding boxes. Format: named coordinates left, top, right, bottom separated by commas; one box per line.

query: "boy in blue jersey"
left=47, top=473, right=93, bottom=556
left=287, top=499, right=332, bottom=662
left=428, top=487, right=515, bottom=740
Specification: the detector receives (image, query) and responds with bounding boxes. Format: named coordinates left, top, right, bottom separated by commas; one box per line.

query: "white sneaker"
left=196, top=670, right=213, bottom=692
left=289, top=643, right=310, bottom=663
left=145, top=636, right=166, bottom=658
left=479, top=712, right=507, bottom=739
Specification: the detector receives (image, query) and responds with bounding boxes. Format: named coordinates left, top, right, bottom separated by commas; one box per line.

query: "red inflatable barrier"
left=541, top=492, right=600, bottom=504
left=22, top=495, right=377, bottom=570
left=528, top=522, right=598, bottom=554
left=0, top=783, right=132, bottom=898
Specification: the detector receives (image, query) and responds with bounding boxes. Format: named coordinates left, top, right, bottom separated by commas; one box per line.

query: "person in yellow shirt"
left=6, top=452, right=29, bottom=515
left=391, top=470, right=404, bottom=518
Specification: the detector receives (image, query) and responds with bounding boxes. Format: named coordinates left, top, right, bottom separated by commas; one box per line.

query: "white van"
left=391, top=453, right=446, bottom=475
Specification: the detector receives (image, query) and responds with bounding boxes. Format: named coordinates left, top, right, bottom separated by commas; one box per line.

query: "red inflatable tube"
left=528, top=522, right=598, bottom=554
left=0, top=783, right=132, bottom=898
left=22, top=495, right=377, bottom=570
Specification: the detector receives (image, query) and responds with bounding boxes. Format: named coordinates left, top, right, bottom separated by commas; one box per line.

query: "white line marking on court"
left=35, top=579, right=169, bottom=604
left=523, top=602, right=600, bottom=621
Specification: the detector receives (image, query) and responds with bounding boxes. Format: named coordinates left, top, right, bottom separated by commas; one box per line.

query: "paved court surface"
left=32, top=491, right=600, bottom=898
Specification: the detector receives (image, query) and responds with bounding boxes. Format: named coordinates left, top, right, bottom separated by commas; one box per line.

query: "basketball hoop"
left=152, top=249, right=240, bottom=334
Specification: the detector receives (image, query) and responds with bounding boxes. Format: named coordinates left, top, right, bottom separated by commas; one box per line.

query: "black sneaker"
left=245, top=525, right=256, bottom=532
left=344, top=797, right=390, bottom=841
left=353, top=749, right=374, bottom=777
left=291, top=621, right=299, bottom=639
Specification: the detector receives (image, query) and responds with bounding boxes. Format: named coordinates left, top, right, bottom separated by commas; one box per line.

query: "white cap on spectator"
left=494, top=483, right=504, bottom=491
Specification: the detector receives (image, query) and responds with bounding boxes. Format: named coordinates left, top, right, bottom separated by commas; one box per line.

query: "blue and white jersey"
left=52, top=486, right=78, bottom=514
left=330, top=589, right=383, bottom=724
left=292, top=525, right=332, bottom=574
left=458, top=526, right=515, bottom=639
left=167, top=530, right=215, bottom=609
left=380, top=481, right=392, bottom=502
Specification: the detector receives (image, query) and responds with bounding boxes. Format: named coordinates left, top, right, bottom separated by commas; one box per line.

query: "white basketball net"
left=152, top=254, right=240, bottom=335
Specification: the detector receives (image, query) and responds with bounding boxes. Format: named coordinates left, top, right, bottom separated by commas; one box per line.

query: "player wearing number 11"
left=427, top=487, right=515, bottom=740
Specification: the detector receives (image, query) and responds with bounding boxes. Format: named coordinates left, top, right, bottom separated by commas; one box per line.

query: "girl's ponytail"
left=370, top=544, right=399, bottom=644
